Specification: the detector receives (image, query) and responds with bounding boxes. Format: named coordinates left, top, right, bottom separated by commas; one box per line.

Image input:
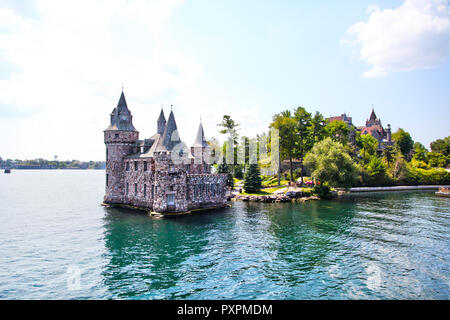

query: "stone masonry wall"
left=123, top=158, right=155, bottom=209
left=104, top=131, right=139, bottom=204
left=187, top=174, right=228, bottom=210
left=152, top=152, right=189, bottom=213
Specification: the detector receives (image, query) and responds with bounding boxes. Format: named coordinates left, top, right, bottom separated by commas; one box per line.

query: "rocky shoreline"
left=230, top=190, right=320, bottom=203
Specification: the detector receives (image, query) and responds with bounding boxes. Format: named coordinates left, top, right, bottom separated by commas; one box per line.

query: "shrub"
left=313, top=184, right=332, bottom=199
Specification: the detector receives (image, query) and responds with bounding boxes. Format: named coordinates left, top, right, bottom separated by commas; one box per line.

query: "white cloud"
left=345, top=0, right=450, bottom=78
left=0, top=0, right=203, bottom=160
left=0, top=0, right=270, bottom=161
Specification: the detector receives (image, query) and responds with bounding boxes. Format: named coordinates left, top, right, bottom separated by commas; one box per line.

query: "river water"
left=0, top=170, right=448, bottom=299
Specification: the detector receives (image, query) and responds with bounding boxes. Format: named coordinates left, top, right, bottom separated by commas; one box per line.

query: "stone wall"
left=123, top=158, right=155, bottom=209
left=152, top=152, right=189, bottom=213
left=187, top=174, right=228, bottom=209
left=104, top=130, right=139, bottom=204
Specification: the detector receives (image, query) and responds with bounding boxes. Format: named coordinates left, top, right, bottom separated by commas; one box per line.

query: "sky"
left=0, top=0, right=449, bottom=161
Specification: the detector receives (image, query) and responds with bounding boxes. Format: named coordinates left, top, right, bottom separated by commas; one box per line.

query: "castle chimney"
left=387, top=124, right=391, bottom=142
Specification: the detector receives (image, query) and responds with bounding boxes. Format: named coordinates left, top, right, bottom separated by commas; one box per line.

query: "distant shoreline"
left=2, top=168, right=105, bottom=170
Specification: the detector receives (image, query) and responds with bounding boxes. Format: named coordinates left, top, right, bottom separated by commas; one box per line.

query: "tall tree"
left=412, top=142, right=428, bottom=163
left=392, top=128, right=414, bottom=158
left=325, top=120, right=350, bottom=145
left=310, top=111, right=326, bottom=143
left=382, top=145, right=396, bottom=168
left=218, top=115, right=239, bottom=171
left=269, top=110, right=298, bottom=183
left=293, top=106, right=312, bottom=185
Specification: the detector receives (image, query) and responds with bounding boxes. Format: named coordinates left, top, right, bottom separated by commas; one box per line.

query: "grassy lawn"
left=239, top=185, right=288, bottom=196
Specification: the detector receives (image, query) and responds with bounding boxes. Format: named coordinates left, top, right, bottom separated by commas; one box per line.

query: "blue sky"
left=0, top=0, right=449, bottom=161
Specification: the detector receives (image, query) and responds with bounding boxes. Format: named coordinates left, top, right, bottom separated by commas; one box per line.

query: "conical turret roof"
left=104, top=91, right=137, bottom=131
left=156, top=110, right=180, bottom=151
left=117, top=91, right=130, bottom=114
left=192, top=122, right=208, bottom=148
left=369, top=107, right=377, bottom=121
left=157, top=108, right=166, bottom=123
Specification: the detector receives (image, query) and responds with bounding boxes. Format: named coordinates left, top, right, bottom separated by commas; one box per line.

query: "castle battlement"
left=103, top=91, right=228, bottom=214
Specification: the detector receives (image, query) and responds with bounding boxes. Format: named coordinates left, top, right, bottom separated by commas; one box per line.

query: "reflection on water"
left=0, top=170, right=449, bottom=299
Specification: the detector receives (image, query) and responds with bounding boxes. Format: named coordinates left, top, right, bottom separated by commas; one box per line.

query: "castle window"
left=126, top=162, right=129, bottom=171
left=170, top=186, right=174, bottom=191
left=144, top=161, right=147, bottom=171
left=135, top=183, right=137, bottom=195
left=144, top=184, right=147, bottom=197
left=106, top=149, right=108, bottom=161
left=168, top=165, right=174, bottom=173
left=126, top=183, right=129, bottom=195
left=115, top=134, right=119, bottom=138
left=167, top=194, right=175, bottom=206
left=152, top=185, right=154, bottom=198
left=134, top=161, right=138, bottom=171
left=106, top=174, right=109, bottom=187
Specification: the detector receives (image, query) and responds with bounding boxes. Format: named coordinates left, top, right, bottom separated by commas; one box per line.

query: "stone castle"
left=104, top=91, right=228, bottom=214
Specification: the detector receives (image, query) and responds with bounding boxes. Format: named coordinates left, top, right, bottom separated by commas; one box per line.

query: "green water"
left=0, top=170, right=449, bottom=299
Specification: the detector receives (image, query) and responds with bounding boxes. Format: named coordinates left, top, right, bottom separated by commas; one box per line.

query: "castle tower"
left=153, top=110, right=188, bottom=213
left=104, top=91, right=139, bottom=204
left=191, top=122, right=210, bottom=174
left=157, top=108, right=166, bottom=135
left=386, top=124, right=392, bottom=142
left=366, top=107, right=381, bottom=127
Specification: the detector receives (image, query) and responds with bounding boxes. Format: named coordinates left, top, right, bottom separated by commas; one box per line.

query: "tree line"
left=0, top=158, right=106, bottom=169
left=213, top=108, right=449, bottom=194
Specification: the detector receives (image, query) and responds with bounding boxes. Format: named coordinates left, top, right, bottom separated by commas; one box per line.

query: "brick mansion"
left=104, top=91, right=228, bottom=214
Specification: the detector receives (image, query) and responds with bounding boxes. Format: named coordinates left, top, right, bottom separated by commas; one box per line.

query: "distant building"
left=326, top=113, right=356, bottom=145
left=327, top=113, right=353, bottom=128
left=104, top=91, right=228, bottom=214
left=327, top=108, right=393, bottom=151
left=356, top=108, right=393, bottom=151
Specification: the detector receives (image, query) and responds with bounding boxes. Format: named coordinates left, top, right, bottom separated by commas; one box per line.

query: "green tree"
left=325, top=120, right=349, bottom=145
left=383, top=145, right=396, bottom=168
left=412, top=142, right=428, bottom=163
left=293, top=106, right=312, bottom=185
left=269, top=110, right=298, bottom=182
left=430, top=136, right=450, bottom=156
left=428, top=152, right=449, bottom=168
left=233, top=164, right=244, bottom=179
left=218, top=115, right=240, bottom=170
left=358, top=134, right=378, bottom=159
left=304, top=137, right=357, bottom=188
left=310, top=111, right=326, bottom=142
left=366, top=156, right=386, bottom=177
left=364, top=156, right=390, bottom=186
left=243, top=163, right=262, bottom=193
left=218, top=115, right=239, bottom=140
left=392, top=128, right=414, bottom=158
